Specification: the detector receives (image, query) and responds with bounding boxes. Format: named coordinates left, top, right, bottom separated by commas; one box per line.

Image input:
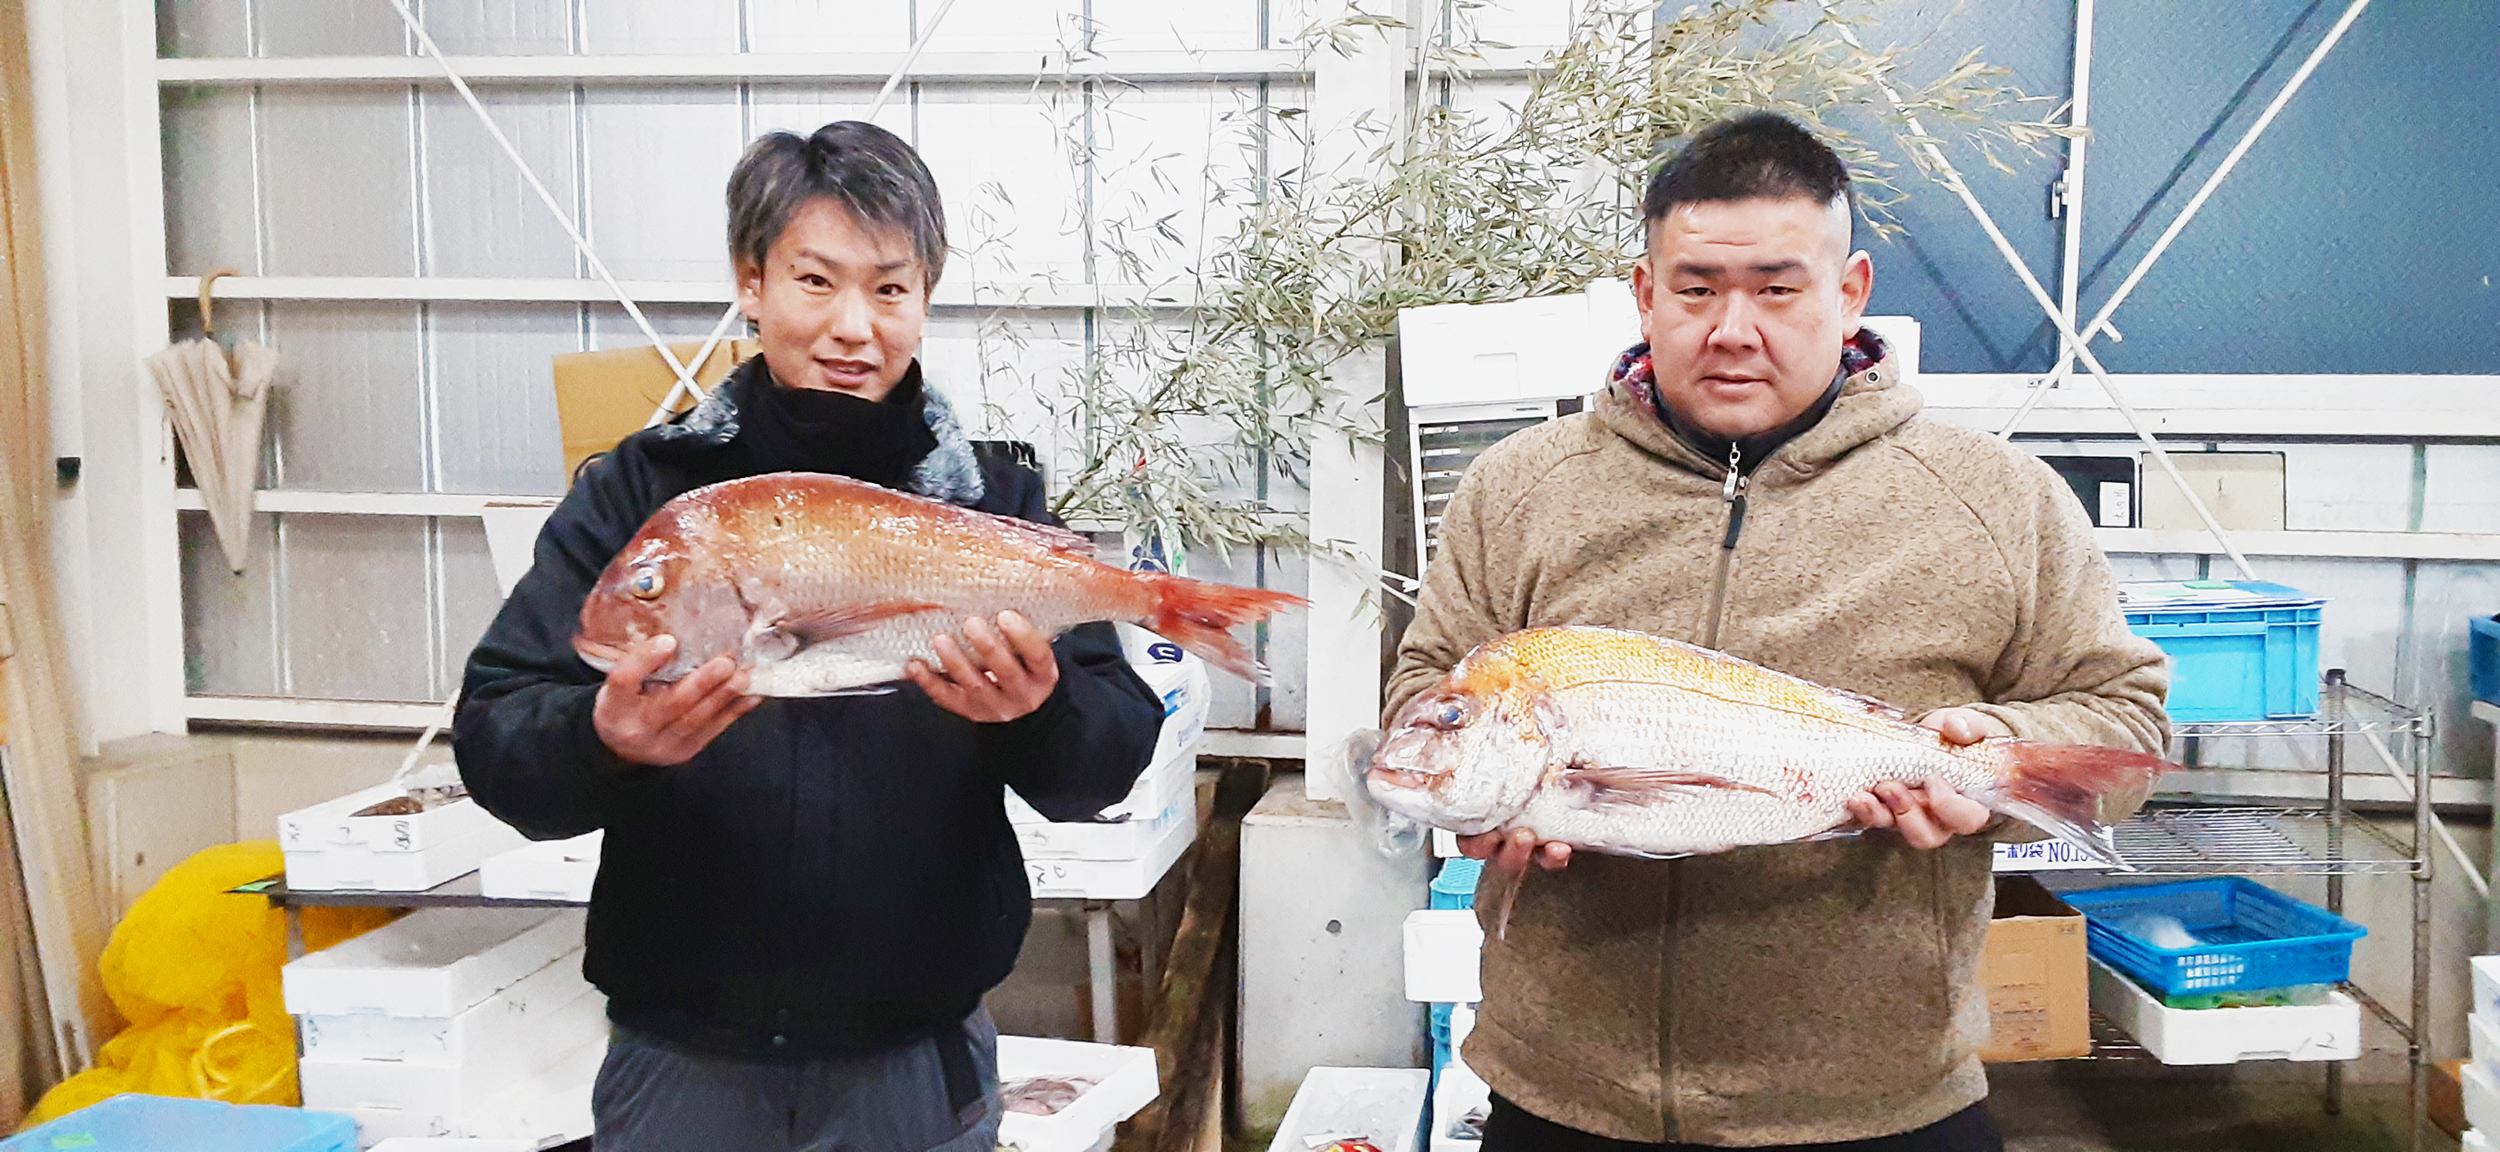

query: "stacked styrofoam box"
left=285, top=907, right=604, bottom=1148
left=2467, top=956, right=2500, bottom=1142
left=1011, top=625, right=1209, bottom=901
left=1266, top=1067, right=1432, bottom=1152
left=478, top=831, right=601, bottom=902
left=281, top=783, right=529, bottom=892
left=1404, top=909, right=1487, bottom=1148
left=995, top=1036, right=1160, bottom=1152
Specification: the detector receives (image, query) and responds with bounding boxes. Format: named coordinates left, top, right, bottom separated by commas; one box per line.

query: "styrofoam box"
left=302, top=986, right=607, bottom=1121
left=1008, top=741, right=1196, bottom=827
left=2086, top=957, right=2359, bottom=1065
left=1016, top=796, right=1193, bottom=862
left=2470, top=1063, right=2500, bottom=1138
left=1117, top=623, right=1213, bottom=771
left=2474, top=1011, right=2500, bottom=1075
left=285, top=907, right=587, bottom=1019
left=1267, top=1067, right=1431, bottom=1152
left=1430, top=1059, right=1491, bottom=1152
left=477, top=832, right=600, bottom=902
left=282, top=784, right=528, bottom=892
left=369, top=1140, right=533, bottom=1151
left=2475, top=956, right=2500, bottom=1020
left=2465, top=1128, right=2494, bottom=1152
left=1403, top=910, right=1484, bottom=1004
left=996, top=1036, right=1160, bottom=1152
left=346, top=1032, right=603, bottom=1148
left=301, top=948, right=594, bottom=1064
left=1026, top=799, right=1197, bottom=901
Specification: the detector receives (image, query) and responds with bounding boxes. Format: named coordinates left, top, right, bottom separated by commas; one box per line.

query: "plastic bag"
left=21, top=841, right=396, bottom=1128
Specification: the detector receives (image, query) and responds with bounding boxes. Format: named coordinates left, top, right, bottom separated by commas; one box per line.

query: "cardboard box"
left=2086, top=957, right=2359, bottom=1064
left=1978, top=876, right=2090, bottom=1062
left=2434, top=1058, right=2469, bottom=1139
left=284, top=907, right=587, bottom=1019
left=552, top=338, right=757, bottom=478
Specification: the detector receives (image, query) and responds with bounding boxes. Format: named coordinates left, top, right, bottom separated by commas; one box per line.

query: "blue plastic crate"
left=2060, top=878, right=2366, bottom=997
left=1430, top=1002, right=1455, bottom=1076
left=0, top=1095, right=355, bottom=1152
left=2123, top=582, right=2324, bottom=721
left=2472, top=615, right=2499, bottom=707
left=1430, top=858, right=1484, bottom=911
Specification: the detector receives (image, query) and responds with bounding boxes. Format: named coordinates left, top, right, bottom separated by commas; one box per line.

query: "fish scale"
left=1365, top=625, right=2166, bottom=865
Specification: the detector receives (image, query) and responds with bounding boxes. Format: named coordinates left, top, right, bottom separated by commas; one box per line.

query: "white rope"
left=2001, top=0, right=2371, bottom=436
left=384, top=0, right=702, bottom=401
left=1817, top=5, right=2259, bottom=580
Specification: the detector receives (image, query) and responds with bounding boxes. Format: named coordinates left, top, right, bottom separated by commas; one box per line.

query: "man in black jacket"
left=455, top=120, right=1163, bottom=1152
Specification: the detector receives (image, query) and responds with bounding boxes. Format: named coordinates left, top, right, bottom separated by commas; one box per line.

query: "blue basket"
left=1430, top=1002, right=1455, bottom=1075
left=2472, top=615, right=2499, bottom=707
left=1431, top=858, right=1485, bottom=911
left=0, top=1095, right=356, bottom=1152
left=2124, top=583, right=2324, bottom=721
left=2060, top=878, right=2365, bottom=997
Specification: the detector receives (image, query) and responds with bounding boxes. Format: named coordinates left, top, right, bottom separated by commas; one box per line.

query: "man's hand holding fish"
left=1376, top=114, right=2171, bottom=1149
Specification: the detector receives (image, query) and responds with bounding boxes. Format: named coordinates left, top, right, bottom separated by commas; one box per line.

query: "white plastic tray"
left=477, top=832, right=601, bottom=902
left=2085, top=957, right=2359, bottom=1065
left=284, top=907, right=586, bottom=1019
left=301, top=947, right=592, bottom=1064
left=1267, top=1067, right=1431, bottom=1152
left=995, top=1036, right=1160, bottom=1152
left=1402, top=910, right=1483, bottom=1004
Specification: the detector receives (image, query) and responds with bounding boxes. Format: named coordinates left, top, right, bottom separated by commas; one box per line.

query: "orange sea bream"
left=573, top=472, right=1306, bottom=696
left=1368, top=625, right=2166, bottom=862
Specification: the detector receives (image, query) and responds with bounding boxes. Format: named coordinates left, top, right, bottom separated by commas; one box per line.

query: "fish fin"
left=1483, top=853, right=1527, bottom=943
left=988, top=516, right=1096, bottom=558
left=1828, top=686, right=1907, bottom=720
left=1987, top=741, right=2172, bottom=870
left=1137, top=573, right=1309, bottom=681
left=1558, top=764, right=1778, bottom=808
left=779, top=600, right=949, bottom=648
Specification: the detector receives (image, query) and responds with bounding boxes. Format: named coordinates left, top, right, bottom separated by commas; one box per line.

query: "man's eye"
left=878, top=283, right=909, bottom=297
left=1677, top=287, right=1712, bottom=298
left=1762, top=285, right=1798, bottom=296
left=799, top=274, right=831, bottom=289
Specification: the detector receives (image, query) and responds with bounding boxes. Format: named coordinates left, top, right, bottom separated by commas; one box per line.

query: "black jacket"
left=453, top=362, right=1162, bottom=1059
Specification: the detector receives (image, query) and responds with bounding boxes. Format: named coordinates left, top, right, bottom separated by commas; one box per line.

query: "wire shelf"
left=2111, top=807, right=2419, bottom=876
left=2169, top=679, right=2434, bottom=742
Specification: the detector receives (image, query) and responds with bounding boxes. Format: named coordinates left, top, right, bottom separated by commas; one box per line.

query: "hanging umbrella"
left=144, top=270, right=278, bottom=574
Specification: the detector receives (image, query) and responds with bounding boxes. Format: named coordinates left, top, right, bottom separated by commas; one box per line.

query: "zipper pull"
left=1720, top=441, right=1745, bottom=502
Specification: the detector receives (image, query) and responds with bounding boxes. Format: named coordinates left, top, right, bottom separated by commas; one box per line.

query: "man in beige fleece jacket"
left=1384, top=113, right=2168, bottom=1150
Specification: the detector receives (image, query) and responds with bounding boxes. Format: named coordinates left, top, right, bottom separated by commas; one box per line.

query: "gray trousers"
left=591, top=1009, right=1002, bottom=1152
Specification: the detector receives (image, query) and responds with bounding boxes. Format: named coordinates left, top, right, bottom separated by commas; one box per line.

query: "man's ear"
left=734, top=261, right=765, bottom=322
left=1838, top=250, right=1872, bottom=337
left=1630, top=256, right=1654, bottom=323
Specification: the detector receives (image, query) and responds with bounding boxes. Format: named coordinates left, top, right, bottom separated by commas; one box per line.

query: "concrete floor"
left=1990, top=1060, right=2454, bottom=1152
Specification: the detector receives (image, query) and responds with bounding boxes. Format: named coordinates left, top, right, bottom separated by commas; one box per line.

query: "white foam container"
left=284, top=907, right=587, bottom=1019
left=477, top=832, right=601, bottom=902
left=2475, top=956, right=2500, bottom=1020
left=368, top=1140, right=534, bottom=1152
left=2474, top=1010, right=2500, bottom=1077
left=1025, top=801, right=1197, bottom=901
left=995, top=1036, right=1160, bottom=1152
left=1266, top=1067, right=1431, bottom=1152
left=1008, top=745, right=1196, bottom=827
left=300, top=948, right=595, bottom=1064
left=1403, top=910, right=1484, bottom=1004
left=303, top=986, right=606, bottom=1121
left=1117, top=623, right=1212, bottom=771
left=344, top=1031, right=603, bottom=1148
left=2465, top=1128, right=2494, bottom=1152
left=281, top=783, right=528, bottom=892
left=1015, top=797, right=1193, bottom=861
left=2470, top=1062, right=2500, bottom=1138
left=2086, top=958, right=2359, bottom=1065
left=1429, top=1060, right=1491, bottom=1152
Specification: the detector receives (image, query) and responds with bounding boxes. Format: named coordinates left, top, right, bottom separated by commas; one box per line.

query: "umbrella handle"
left=199, top=267, right=240, bottom=337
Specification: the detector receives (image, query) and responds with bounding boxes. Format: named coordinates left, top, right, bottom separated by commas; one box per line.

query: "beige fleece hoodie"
left=1384, top=349, right=2168, bottom=1145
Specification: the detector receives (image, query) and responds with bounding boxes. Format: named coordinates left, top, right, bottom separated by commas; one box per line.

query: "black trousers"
left=1482, top=1095, right=2004, bottom=1152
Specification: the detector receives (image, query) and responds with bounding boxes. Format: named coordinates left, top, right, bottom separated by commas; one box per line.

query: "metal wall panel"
left=2271, top=443, right=2412, bottom=533
left=254, top=0, right=409, bottom=56
left=158, top=0, right=251, bottom=58
left=180, top=510, right=282, bottom=696
left=577, top=0, right=740, bottom=54
left=259, top=87, right=419, bottom=277
left=744, top=84, right=889, bottom=149
left=1087, top=0, right=1261, bottom=52
left=918, top=0, right=1082, bottom=53
left=917, top=88, right=1088, bottom=286
left=2423, top=446, right=2500, bottom=536
left=416, top=0, right=576, bottom=55
left=1090, top=83, right=1264, bottom=286
left=1456, top=0, right=1581, bottom=48
left=278, top=514, right=437, bottom=701
left=580, top=87, right=743, bottom=282
left=265, top=302, right=428, bottom=491
left=2416, top=563, right=2500, bottom=778
left=437, top=517, right=507, bottom=695
left=162, top=88, right=263, bottom=277
left=421, top=89, right=581, bottom=278
left=587, top=302, right=745, bottom=349
left=744, top=0, right=912, bottom=53
left=430, top=303, right=579, bottom=495
left=918, top=311, right=1086, bottom=480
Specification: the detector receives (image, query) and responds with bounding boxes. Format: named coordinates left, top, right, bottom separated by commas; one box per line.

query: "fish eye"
left=628, top=565, right=664, bottom=600
left=1430, top=698, right=1469, bottom=730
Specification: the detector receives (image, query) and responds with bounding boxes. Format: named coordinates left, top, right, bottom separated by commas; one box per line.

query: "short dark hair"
left=1641, top=112, right=1853, bottom=241
left=727, top=121, right=947, bottom=288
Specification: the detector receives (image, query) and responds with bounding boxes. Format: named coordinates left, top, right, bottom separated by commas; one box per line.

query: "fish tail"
left=1136, top=573, right=1309, bottom=681
left=1987, top=742, right=2171, bottom=868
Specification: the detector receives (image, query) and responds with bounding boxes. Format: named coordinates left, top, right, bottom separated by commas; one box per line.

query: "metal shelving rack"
left=2056, top=671, right=2435, bottom=1151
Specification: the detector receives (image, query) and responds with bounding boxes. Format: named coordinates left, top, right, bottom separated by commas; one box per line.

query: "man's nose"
left=823, top=287, right=874, bottom=346
left=1707, top=292, right=1761, bottom=352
